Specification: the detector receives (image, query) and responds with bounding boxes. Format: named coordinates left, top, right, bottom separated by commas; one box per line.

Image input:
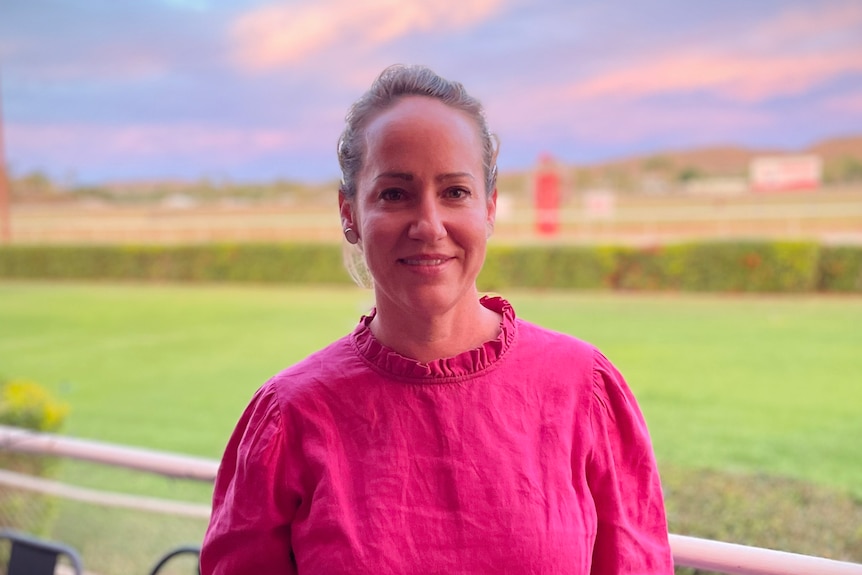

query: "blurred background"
left=1, top=1, right=862, bottom=574
left=1, top=0, right=861, bottom=244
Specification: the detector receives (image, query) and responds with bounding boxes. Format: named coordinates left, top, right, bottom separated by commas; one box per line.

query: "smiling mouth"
left=399, top=257, right=450, bottom=266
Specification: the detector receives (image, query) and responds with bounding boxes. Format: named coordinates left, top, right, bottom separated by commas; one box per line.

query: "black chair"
left=148, top=544, right=201, bottom=575
left=0, top=528, right=84, bottom=575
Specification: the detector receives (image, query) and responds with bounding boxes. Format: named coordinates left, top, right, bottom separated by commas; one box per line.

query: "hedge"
left=0, top=243, right=348, bottom=284
left=611, top=241, right=822, bottom=292
left=817, top=245, right=862, bottom=292
left=1, top=241, right=860, bottom=293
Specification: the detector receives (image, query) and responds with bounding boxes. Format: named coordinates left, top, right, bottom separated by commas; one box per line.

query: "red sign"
left=534, top=154, right=561, bottom=236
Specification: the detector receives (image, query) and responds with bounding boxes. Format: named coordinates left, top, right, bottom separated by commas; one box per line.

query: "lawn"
left=504, top=291, right=862, bottom=497
left=1, top=281, right=861, bottom=569
left=2, top=281, right=860, bottom=495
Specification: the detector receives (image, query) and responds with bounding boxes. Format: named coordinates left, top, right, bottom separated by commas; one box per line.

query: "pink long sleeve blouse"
left=201, top=296, right=673, bottom=574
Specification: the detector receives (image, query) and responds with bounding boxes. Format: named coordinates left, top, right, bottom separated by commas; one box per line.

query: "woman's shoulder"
left=511, top=318, right=632, bottom=395
left=257, top=333, right=361, bottom=402
left=514, top=317, right=599, bottom=361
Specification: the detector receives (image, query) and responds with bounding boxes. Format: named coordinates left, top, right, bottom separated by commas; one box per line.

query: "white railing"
left=2, top=424, right=861, bottom=575
left=0, top=424, right=218, bottom=481
left=669, top=535, right=862, bottom=575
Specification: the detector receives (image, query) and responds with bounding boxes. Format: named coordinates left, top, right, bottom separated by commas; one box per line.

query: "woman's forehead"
left=365, top=96, right=478, bottom=139
left=349, top=97, right=484, bottom=190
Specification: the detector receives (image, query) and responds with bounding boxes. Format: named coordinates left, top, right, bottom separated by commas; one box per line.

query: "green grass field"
left=4, top=281, right=859, bottom=494
left=2, top=281, right=861, bottom=567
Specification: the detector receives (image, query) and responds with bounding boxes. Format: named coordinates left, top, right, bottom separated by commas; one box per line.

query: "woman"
left=201, top=64, right=673, bottom=574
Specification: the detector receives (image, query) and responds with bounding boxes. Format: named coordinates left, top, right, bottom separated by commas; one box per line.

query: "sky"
left=1, top=0, right=862, bottom=185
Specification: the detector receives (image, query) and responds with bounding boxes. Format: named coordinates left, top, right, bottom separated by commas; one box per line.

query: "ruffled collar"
left=350, top=296, right=517, bottom=382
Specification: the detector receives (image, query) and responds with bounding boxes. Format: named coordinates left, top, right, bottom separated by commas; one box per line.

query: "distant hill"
left=9, top=135, right=862, bottom=205
left=547, top=135, right=862, bottom=194
left=808, top=135, right=862, bottom=160
left=587, top=135, right=861, bottom=174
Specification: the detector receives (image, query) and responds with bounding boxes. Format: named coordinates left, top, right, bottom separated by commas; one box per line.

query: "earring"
left=344, top=227, right=359, bottom=244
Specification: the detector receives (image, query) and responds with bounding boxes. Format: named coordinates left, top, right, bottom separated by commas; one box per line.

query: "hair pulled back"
left=337, top=64, right=498, bottom=200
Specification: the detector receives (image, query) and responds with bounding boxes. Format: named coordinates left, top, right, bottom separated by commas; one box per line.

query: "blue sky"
left=2, top=0, right=861, bottom=185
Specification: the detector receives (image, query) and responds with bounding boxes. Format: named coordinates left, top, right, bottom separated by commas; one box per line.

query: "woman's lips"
left=398, top=255, right=452, bottom=266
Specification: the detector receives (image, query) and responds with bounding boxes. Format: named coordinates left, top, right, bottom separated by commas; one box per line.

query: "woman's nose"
left=408, top=197, right=446, bottom=241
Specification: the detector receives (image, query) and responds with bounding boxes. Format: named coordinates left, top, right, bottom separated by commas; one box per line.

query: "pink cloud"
left=563, top=49, right=862, bottom=104
left=746, top=2, right=862, bottom=50
left=5, top=123, right=300, bottom=166
left=230, top=0, right=505, bottom=72
left=556, top=1, right=862, bottom=105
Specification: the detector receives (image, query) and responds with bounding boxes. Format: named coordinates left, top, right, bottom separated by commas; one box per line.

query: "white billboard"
left=749, top=155, right=822, bottom=192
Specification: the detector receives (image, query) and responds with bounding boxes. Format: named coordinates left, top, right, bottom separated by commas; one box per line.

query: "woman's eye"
left=380, top=189, right=404, bottom=201
left=446, top=187, right=471, bottom=199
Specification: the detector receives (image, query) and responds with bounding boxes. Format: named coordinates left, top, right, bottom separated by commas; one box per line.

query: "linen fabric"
left=201, top=296, right=673, bottom=574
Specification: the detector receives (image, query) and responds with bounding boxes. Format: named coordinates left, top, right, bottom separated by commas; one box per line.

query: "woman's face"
left=340, top=96, right=496, bottom=319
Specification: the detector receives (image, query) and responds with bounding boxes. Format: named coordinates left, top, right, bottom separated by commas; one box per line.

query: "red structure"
left=534, top=153, right=561, bottom=236
left=0, top=74, right=9, bottom=244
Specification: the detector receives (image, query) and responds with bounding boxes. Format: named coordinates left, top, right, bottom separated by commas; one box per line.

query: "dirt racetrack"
left=7, top=187, right=862, bottom=246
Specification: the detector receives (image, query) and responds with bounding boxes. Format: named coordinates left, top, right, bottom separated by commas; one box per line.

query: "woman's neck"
left=369, top=297, right=502, bottom=364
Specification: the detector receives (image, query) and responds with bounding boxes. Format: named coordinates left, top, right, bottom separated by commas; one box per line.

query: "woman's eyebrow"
left=373, top=172, right=475, bottom=182
left=374, top=172, right=413, bottom=182
left=436, top=172, right=475, bottom=182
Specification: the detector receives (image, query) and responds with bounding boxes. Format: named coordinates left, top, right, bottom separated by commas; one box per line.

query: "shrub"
left=818, top=246, right=862, bottom=292
left=666, top=241, right=820, bottom=293
left=0, top=377, right=70, bottom=535
left=0, top=378, right=69, bottom=432
left=593, top=240, right=822, bottom=292
left=480, top=245, right=618, bottom=290
left=0, top=243, right=352, bottom=285
left=613, top=245, right=667, bottom=290
left=1, top=240, right=860, bottom=293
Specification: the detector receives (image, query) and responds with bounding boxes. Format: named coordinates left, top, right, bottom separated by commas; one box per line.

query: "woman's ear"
left=338, top=189, right=354, bottom=229
left=339, top=190, right=360, bottom=244
left=486, top=188, right=498, bottom=238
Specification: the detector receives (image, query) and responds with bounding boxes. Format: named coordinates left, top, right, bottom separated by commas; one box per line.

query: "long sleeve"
left=199, top=302, right=674, bottom=574
left=201, top=384, right=299, bottom=575
left=586, top=350, right=673, bottom=574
